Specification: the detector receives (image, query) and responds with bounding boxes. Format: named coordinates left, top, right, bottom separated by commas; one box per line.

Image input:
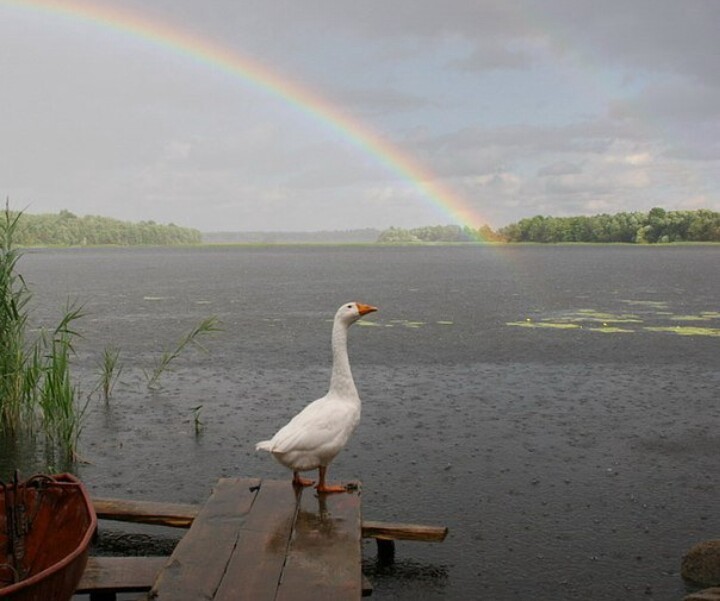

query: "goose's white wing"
left=256, top=397, right=360, bottom=472
left=267, top=397, right=359, bottom=455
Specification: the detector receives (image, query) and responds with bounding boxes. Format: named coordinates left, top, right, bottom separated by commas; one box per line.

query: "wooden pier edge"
left=76, top=556, right=167, bottom=596
left=92, top=496, right=448, bottom=542
left=84, top=483, right=446, bottom=599
left=77, top=555, right=374, bottom=599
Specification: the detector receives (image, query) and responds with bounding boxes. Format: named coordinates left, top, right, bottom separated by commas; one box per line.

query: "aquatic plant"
left=506, top=320, right=581, bottom=330
left=192, top=405, right=204, bottom=435
left=0, top=204, right=87, bottom=460
left=39, top=305, right=87, bottom=457
left=507, top=304, right=720, bottom=337
left=97, top=346, right=122, bottom=401
left=0, top=205, right=33, bottom=433
left=146, top=315, right=222, bottom=389
left=645, top=326, right=720, bottom=337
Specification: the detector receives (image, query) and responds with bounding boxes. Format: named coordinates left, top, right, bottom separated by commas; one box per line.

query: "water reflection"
left=0, top=434, right=74, bottom=481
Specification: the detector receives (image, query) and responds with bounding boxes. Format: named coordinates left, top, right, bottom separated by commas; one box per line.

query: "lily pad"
left=564, top=315, right=642, bottom=324
left=669, top=314, right=712, bottom=322
left=644, top=326, right=720, bottom=337
left=508, top=304, right=720, bottom=337
left=404, top=321, right=425, bottom=328
left=506, top=321, right=581, bottom=330
left=620, top=300, right=669, bottom=308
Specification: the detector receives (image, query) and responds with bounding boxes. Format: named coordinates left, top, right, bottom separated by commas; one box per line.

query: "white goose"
left=256, top=301, right=377, bottom=493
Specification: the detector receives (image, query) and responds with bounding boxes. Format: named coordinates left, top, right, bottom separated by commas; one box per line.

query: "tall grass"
left=39, top=305, right=86, bottom=456
left=97, top=346, right=122, bottom=402
left=146, top=315, right=221, bottom=389
left=0, top=205, right=86, bottom=460
left=0, top=207, right=33, bottom=433
left=191, top=405, right=204, bottom=435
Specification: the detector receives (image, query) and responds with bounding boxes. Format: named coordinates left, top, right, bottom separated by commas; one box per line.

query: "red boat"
left=0, top=473, right=96, bottom=601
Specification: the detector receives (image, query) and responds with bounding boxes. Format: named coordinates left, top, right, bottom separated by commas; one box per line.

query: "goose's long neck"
left=328, top=320, right=359, bottom=399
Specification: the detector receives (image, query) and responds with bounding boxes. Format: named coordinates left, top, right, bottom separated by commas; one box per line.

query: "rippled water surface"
left=5, top=245, right=720, bottom=600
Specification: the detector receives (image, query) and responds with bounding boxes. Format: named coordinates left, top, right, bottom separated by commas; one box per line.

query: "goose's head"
left=336, top=301, right=378, bottom=326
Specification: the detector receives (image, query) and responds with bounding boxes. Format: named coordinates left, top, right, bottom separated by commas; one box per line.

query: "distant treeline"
left=14, top=210, right=202, bottom=246
left=376, top=224, right=504, bottom=243
left=203, top=228, right=380, bottom=244
left=376, top=208, right=720, bottom=244
left=500, top=208, right=720, bottom=243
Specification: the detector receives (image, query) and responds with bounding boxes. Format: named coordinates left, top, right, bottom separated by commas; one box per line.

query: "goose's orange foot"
left=292, top=473, right=315, bottom=487
left=315, top=483, right=348, bottom=494
left=315, top=466, right=347, bottom=494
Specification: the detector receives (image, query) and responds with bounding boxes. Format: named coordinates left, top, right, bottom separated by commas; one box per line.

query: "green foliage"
left=376, top=227, right=422, bottom=243
left=97, top=346, right=122, bottom=402
left=500, top=208, right=720, bottom=243
left=146, top=316, right=222, bottom=389
left=11, top=210, right=202, bottom=246
left=0, top=205, right=86, bottom=460
left=377, top=224, right=503, bottom=243
left=39, top=304, right=86, bottom=457
left=192, top=405, right=204, bottom=435
left=0, top=207, right=33, bottom=433
left=377, top=209, right=720, bottom=244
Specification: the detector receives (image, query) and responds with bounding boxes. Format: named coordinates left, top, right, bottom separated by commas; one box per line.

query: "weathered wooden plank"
left=149, top=478, right=260, bottom=601
left=213, top=480, right=301, bottom=601
left=275, top=488, right=363, bottom=601
left=93, top=498, right=199, bottom=528
left=94, top=496, right=442, bottom=536
left=685, top=589, right=720, bottom=601
left=361, top=520, right=448, bottom=542
left=75, top=556, right=167, bottom=595
left=93, top=496, right=447, bottom=543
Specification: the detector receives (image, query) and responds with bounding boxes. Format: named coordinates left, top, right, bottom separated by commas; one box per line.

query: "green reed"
left=0, top=206, right=33, bottom=433
left=146, top=315, right=221, bottom=389
left=192, top=404, right=204, bottom=435
left=39, top=305, right=86, bottom=457
left=0, top=204, right=86, bottom=460
left=98, top=346, right=122, bottom=401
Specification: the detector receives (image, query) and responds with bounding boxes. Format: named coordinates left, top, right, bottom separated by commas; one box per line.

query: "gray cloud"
left=537, top=161, right=584, bottom=177
left=1, top=1, right=718, bottom=231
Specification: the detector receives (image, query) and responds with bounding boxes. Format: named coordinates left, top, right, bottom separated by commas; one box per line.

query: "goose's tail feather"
left=255, top=440, right=273, bottom=452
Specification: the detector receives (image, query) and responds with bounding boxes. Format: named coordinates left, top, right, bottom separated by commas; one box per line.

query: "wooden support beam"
left=92, top=497, right=447, bottom=542
left=93, top=497, right=199, bottom=528
left=362, top=574, right=373, bottom=598
left=361, top=520, right=448, bottom=542
left=685, top=589, right=720, bottom=601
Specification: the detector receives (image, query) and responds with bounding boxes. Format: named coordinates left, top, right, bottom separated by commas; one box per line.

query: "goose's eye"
left=347, top=304, right=353, bottom=309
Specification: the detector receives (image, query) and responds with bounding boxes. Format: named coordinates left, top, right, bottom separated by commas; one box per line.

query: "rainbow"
left=3, top=0, right=491, bottom=236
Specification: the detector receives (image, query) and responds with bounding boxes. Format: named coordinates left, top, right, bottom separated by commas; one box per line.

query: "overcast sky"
left=2, top=1, right=719, bottom=232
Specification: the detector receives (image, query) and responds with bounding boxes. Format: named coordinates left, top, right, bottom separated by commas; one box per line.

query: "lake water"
left=5, top=244, right=720, bottom=600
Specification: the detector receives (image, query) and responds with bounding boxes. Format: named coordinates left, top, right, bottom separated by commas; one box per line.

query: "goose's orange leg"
left=292, top=471, right=315, bottom=487
left=315, top=465, right=347, bottom=494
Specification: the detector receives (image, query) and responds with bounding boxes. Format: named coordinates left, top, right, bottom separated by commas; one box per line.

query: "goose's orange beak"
left=357, top=303, right=378, bottom=316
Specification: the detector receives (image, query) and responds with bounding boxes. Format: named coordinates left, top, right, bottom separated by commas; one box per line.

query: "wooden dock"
left=152, top=477, right=361, bottom=600
left=81, top=477, right=447, bottom=600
